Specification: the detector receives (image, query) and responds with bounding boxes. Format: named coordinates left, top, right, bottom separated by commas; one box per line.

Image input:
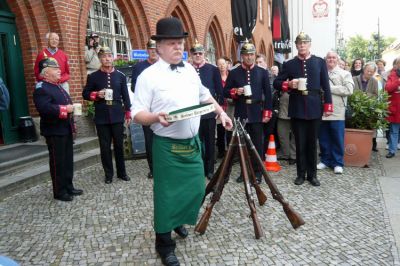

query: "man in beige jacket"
left=317, top=51, right=354, bottom=174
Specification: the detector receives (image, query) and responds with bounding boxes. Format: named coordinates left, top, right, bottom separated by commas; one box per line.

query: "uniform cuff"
left=324, top=103, right=333, bottom=113
left=230, top=88, right=239, bottom=99
left=282, top=81, right=289, bottom=92
left=90, top=91, right=98, bottom=101
left=125, top=111, right=131, bottom=120
left=263, top=110, right=272, bottom=119
left=59, top=105, right=68, bottom=119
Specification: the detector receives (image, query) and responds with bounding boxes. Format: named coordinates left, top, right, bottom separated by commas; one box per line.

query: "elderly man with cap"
left=132, top=17, right=232, bottom=266
left=82, top=46, right=132, bottom=184
left=190, top=40, right=223, bottom=180
left=85, top=33, right=101, bottom=75
left=273, top=32, right=333, bottom=186
left=33, top=58, right=83, bottom=202
left=223, top=40, right=273, bottom=184
left=131, top=39, right=159, bottom=179
left=34, top=32, right=71, bottom=93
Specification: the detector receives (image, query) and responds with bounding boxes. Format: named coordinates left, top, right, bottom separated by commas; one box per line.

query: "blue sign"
left=131, top=50, right=189, bottom=61
left=131, top=50, right=148, bottom=60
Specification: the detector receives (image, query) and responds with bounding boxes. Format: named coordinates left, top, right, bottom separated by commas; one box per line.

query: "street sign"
left=130, top=50, right=188, bottom=61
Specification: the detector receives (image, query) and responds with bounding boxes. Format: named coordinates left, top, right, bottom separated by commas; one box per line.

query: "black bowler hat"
left=151, top=17, right=188, bottom=40
left=38, top=57, right=59, bottom=73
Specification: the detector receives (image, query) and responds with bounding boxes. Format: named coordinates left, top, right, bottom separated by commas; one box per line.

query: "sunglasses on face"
left=193, top=52, right=203, bottom=56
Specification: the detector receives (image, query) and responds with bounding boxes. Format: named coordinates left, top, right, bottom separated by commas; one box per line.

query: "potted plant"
left=114, top=59, right=138, bottom=77
left=344, top=89, right=389, bottom=167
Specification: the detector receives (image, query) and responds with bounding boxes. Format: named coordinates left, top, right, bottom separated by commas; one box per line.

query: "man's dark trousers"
left=143, top=125, right=153, bottom=173
left=45, top=134, right=74, bottom=197
left=96, top=123, right=127, bottom=178
left=291, top=118, right=320, bottom=179
left=199, top=118, right=216, bottom=177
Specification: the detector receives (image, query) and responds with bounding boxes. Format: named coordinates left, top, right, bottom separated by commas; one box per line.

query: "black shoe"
left=118, top=175, right=131, bottom=181
left=173, top=225, right=188, bottom=238
left=68, top=188, right=83, bottom=196
left=105, top=177, right=112, bottom=184
left=217, top=151, right=225, bottom=159
left=147, top=172, right=153, bottom=179
left=372, top=148, right=378, bottom=152
left=386, top=152, right=395, bottom=158
left=236, top=175, right=243, bottom=183
left=294, top=177, right=305, bottom=185
left=308, top=177, right=321, bottom=186
left=255, top=176, right=262, bottom=184
left=54, top=194, right=73, bottom=202
left=288, top=159, right=296, bottom=165
left=160, top=251, right=180, bottom=266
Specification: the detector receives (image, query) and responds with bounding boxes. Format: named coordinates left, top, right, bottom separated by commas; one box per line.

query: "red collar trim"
left=100, top=67, right=115, bottom=73
left=192, top=60, right=206, bottom=68
left=241, top=63, right=255, bottom=70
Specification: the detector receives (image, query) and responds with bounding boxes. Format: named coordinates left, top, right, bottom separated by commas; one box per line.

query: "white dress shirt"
left=132, top=58, right=211, bottom=139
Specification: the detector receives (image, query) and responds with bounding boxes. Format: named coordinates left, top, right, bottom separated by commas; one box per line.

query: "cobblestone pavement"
left=1, top=153, right=399, bottom=265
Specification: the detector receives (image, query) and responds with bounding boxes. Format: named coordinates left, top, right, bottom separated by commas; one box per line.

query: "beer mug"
left=73, top=103, right=82, bottom=116
left=298, top=78, right=307, bottom=91
left=105, top=89, right=113, bottom=105
left=243, top=84, right=252, bottom=96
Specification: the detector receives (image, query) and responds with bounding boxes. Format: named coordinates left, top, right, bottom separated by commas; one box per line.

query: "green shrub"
left=346, top=89, right=389, bottom=130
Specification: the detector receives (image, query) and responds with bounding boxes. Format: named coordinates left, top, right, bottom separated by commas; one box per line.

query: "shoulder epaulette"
left=35, top=82, right=43, bottom=90
left=116, top=70, right=126, bottom=77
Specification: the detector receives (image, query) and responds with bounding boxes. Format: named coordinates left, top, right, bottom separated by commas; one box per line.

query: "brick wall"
left=7, top=0, right=273, bottom=116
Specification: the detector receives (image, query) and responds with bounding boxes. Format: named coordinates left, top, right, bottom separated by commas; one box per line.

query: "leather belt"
left=293, top=90, right=320, bottom=96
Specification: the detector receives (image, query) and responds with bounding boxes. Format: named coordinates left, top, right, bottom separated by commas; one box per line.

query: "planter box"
left=344, top=128, right=373, bottom=167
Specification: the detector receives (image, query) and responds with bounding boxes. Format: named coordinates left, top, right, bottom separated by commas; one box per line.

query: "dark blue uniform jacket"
left=131, top=60, right=152, bottom=93
left=273, top=55, right=332, bottom=120
left=82, top=69, right=131, bottom=125
left=223, top=65, right=272, bottom=123
left=195, top=63, right=223, bottom=119
left=33, top=81, right=73, bottom=136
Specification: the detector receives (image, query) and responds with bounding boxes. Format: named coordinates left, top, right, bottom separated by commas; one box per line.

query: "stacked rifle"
left=195, top=119, right=305, bottom=239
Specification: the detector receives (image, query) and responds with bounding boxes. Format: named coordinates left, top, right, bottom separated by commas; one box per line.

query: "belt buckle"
left=245, top=99, right=252, bottom=104
left=301, top=90, right=308, bottom=96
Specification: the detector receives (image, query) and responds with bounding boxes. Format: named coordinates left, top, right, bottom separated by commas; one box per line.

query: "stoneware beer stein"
left=73, top=103, right=82, bottom=116
left=298, top=78, right=307, bottom=91
left=244, top=84, right=252, bottom=96
left=105, top=89, right=113, bottom=105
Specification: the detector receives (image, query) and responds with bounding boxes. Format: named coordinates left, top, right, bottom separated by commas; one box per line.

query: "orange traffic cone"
left=264, top=134, right=281, bottom=172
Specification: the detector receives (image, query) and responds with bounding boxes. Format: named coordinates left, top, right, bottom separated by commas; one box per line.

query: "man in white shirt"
left=132, top=17, right=232, bottom=266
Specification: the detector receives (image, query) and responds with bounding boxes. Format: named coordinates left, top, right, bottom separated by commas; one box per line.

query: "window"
left=87, top=0, right=131, bottom=60
left=206, top=32, right=216, bottom=65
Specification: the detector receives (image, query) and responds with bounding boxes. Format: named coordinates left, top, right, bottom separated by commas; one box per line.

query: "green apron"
left=152, top=134, right=205, bottom=233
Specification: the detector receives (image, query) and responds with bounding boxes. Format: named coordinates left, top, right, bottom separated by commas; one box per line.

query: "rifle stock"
left=237, top=129, right=264, bottom=239
left=196, top=126, right=239, bottom=234
left=238, top=121, right=305, bottom=229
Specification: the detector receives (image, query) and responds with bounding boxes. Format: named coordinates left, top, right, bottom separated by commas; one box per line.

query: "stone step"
left=0, top=147, right=101, bottom=201
left=0, top=137, right=98, bottom=177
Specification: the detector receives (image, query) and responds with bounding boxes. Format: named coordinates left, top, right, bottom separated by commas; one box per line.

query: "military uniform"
left=191, top=41, right=223, bottom=179
left=82, top=48, right=131, bottom=183
left=224, top=41, right=272, bottom=181
left=130, top=39, right=157, bottom=178
left=33, top=58, right=78, bottom=201
left=273, top=32, right=332, bottom=186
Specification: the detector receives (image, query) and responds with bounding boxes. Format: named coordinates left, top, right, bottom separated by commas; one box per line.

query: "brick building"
left=0, top=0, right=277, bottom=144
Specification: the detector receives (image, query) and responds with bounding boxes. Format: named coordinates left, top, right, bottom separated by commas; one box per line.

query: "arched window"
left=87, top=0, right=132, bottom=60
left=206, top=32, right=217, bottom=65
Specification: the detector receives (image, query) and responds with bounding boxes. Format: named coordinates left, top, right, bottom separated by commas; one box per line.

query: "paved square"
left=1, top=154, right=399, bottom=265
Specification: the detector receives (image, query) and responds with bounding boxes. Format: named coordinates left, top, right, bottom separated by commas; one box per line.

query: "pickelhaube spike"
left=240, top=39, right=256, bottom=54
left=295, top=32, right=312, bottom=44
left=190, top=39, right=205, bottom=53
